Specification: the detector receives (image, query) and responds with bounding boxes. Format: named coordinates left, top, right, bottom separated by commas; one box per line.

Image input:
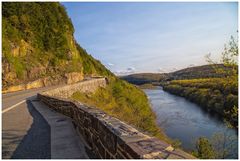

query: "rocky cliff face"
left=2, top=72, right=85, bottom=93
left=2, top=2, right=112, bottom=92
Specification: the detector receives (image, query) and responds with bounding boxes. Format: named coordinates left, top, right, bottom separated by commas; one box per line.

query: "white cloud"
left=157, top=68, right=165, bottom=73
left=114, top=67, right=136, bottom=76
left=108, top=63, right=114, bottom=66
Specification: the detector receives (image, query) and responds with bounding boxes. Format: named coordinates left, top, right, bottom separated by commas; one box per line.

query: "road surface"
left=2, top=85, right=89, bottom=159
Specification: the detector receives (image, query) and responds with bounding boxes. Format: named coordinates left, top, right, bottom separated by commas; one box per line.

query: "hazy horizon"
left=63, top=2, right=238, bottom=75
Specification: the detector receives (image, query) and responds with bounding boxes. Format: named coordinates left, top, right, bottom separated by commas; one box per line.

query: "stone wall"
left=43, top=77, right=106, bottom=98
left=38, top=79, right=195, bottom=159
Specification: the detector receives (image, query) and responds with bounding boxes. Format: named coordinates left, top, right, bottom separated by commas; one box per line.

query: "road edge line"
left=2, top=100, right=26, bottom=114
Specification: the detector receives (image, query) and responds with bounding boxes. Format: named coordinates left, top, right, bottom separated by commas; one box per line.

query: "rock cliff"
left=2, top=2, right=112, bottom=92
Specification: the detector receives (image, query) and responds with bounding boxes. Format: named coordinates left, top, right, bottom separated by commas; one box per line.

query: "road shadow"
left=2, top=130, right=24, bottom=158
left=5, top=99, right=51, bottom=159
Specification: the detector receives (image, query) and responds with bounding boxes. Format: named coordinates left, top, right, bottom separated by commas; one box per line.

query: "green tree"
left=194, top=137, right=216, bottom=159
left=210, top=131, right=238, bottom=159
left=199, top=35, right=238, bottom=158
left=205, top=35, right=238, bottom=127
left=2, top=2, right=113, bottom=87
left=205, top=35, right=238, bottom=78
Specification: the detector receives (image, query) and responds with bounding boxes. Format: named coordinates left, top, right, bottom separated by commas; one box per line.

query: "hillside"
left=169, top=64, right=234, bottom=80
left=2, top=2, right=168, bottom=142
left=2, top=2, right=112, bottom=91
left=121, top=64, right=234, bottom=84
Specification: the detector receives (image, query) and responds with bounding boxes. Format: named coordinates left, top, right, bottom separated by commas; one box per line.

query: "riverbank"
left=161, top=78, right=238, bottom=128
left=144, top=87, right=238, bottom=159
left=138, top=83, right=157, bottom=89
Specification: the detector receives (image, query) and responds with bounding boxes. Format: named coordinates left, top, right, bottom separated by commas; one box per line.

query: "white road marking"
left=2, top=100, right=26, bottom=114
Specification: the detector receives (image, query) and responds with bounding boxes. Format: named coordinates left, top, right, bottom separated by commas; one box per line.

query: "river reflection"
left=144, top=87, right=238, bottom=159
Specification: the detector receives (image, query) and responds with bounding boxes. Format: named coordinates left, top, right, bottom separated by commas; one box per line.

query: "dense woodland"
left=121, top=73, right=168, bottom=85
left=169, top=64, right=235, bottom=80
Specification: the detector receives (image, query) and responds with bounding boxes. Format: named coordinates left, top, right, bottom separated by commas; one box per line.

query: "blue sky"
left=62, top=2, right=238, bottom=75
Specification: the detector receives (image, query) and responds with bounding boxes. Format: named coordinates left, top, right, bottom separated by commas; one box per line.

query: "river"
left=144, top=87, right=238, bottom=159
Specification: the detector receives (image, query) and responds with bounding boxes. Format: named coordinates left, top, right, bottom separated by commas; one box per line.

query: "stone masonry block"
left=125, top=138, right=173, bottom=159
left=97, top=120, right=117, bottom=154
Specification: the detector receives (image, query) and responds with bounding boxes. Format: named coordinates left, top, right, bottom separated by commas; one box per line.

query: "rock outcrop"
left=2, top=3, right=111, bottom=92
left=2, top=72, right=84, bottom=93
left=65, top=72, right=84, bottom=84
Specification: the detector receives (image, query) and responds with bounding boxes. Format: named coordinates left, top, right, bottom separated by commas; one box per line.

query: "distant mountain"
left=121, top=64, right=234, bottom=84
left=120, top=73, right=168, bottom=85
left=169, top=64, right=234, bottom=80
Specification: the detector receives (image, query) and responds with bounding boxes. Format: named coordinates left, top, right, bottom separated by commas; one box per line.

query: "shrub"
left=194, top=137, right=216, bottom=159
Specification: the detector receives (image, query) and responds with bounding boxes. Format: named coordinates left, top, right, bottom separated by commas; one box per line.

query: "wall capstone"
left=43, top=77, right=107, bottom=98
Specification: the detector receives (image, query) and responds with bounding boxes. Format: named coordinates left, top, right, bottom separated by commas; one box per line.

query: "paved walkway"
left=2, top=86, right=88, bottom=159
left=31, top=97, right=88, bottom=159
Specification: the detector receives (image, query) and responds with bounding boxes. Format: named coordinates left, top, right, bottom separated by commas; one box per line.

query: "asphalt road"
left=2, top=86, right=61, bottom=159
